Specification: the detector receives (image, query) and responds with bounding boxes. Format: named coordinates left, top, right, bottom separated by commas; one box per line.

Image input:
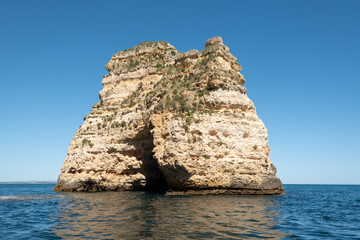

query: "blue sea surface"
left=0, top=184, right=359, bottom=239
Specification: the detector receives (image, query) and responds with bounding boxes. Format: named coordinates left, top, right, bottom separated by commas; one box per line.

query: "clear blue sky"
left=0, top=0, right=359, bottom=184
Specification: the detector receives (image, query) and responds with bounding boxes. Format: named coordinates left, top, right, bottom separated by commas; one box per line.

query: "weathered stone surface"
left=54, top=37, right=284, bottom=194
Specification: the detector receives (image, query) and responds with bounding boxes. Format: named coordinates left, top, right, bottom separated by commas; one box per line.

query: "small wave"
left=0, top=195, right=63, bottom=201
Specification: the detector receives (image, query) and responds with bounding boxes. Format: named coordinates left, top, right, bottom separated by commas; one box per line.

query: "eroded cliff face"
left=54, top=37, right=284, bottom=194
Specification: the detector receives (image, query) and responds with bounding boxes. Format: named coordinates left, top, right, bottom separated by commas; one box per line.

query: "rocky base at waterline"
left=166, top=188, right=284, bottom=195
left=54, top=37, right=284, bottom=195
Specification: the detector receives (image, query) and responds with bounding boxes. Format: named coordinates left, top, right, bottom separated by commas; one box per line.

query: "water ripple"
left=49, top=192, right=290, bottom=239
left=0, top=184, right=360, bottom=239
left=0, top=195, right=63, bottom=201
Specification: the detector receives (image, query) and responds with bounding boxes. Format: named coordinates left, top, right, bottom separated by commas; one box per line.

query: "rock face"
left=54, top=37, right=284, bottom=194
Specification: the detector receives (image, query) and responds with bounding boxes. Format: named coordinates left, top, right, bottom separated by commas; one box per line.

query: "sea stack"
left=54, top=37, right=284, bottom=194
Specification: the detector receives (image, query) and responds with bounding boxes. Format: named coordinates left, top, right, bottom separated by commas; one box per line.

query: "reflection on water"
left=2, top=185, right=359, bottom=239
left=51, top=192, right=290, bottom=239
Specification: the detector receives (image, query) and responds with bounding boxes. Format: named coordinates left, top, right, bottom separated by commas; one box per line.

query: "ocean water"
left=0, top=184, right=359, bottom=239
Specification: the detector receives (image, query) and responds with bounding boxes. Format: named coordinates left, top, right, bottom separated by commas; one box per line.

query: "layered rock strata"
left=54, top=37, right=284, bottom=194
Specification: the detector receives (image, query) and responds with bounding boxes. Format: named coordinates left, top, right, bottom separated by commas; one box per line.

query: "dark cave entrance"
left=141, top=142, right=168, bottom=193
left=131, top=125, right=168, bottom=193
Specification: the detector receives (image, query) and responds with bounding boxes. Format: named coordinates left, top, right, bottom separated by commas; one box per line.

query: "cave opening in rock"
left=136, top=125, right=168, bottom=193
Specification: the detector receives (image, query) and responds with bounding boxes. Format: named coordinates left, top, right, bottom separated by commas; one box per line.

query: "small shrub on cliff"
left=144, top=41, right=153, bottom=47
left=128, top=58, right=140, bottom=70
left=154, top=104, right=164, bottom=112
left=122, top=91, right=140, bottom=107
left=111, top=122, right=121, bottom=128
left=82, top=139, right=89, bottom=146
left=197, top=89, right=209, bottom=97
left=158, top=90, right=167, bottom=98
left=179, top=104, right=191, bottom=114
left=161, top=81, right=168, bottom=87
left=185, top=117, right=192, bottom=124
left=253, top=145, right=258, bottom=150
left=82, top=138, right=94, bottom=148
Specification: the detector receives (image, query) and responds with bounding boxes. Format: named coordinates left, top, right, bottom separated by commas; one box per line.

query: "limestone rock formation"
left=54, top=37, right=284, bottom=194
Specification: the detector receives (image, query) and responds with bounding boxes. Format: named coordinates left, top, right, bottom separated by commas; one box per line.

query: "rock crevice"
left=54, top=37, right=284, bottom=194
